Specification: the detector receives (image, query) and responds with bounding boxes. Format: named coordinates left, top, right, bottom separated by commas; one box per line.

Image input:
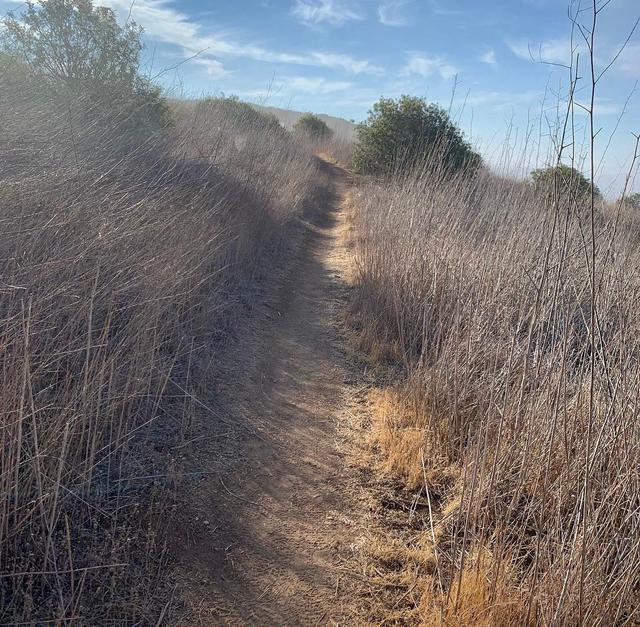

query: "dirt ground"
left=170, top=160, right=382, bottom=626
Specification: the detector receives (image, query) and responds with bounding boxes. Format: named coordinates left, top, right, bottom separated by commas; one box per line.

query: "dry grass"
left=0, top=73, right=320, bottom=622
left=369, top=388, right=456, bottom=491
left=424, top=549, right=527, bottom=627
left=322, top=136, right=355, bottom=167
left=350, top=154, right=640, bottom=624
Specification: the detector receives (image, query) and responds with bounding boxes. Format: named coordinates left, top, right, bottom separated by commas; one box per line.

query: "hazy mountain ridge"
left=250, top=103, right=356, bottom=140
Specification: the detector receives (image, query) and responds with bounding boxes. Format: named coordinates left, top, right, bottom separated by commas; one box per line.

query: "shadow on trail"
left=173, top=160, right=360, bottom=626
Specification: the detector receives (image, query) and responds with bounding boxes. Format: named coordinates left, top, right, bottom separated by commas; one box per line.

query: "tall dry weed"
left=351, top=158, right=640, bottom=623
left=0, top=74, right=320, bottom=622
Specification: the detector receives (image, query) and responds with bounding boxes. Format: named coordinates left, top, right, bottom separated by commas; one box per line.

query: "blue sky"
left=2, top=0, right=639, bottom=195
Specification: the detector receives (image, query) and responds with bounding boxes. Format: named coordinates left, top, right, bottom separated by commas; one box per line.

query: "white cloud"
left=191, top=58, right=227, bottom=77
left=480, top=49, right=497, bottom=67
left=462, top=89, right=542, bottom=110
left=402, top=52, right=458, bottom=80
left=99, top=0, right=380, bottom=75
left=236, top=76, right=353, bottom=103
left=310, top=52, right=382, bottom=74
left=290, top=0, right=363, bottom=26
left=594, top=101, right=621, bottom=116
left=508, top=38, right=576, bottom=65
left=378, top=1, right=412, bottom=27
left=508, top=37, right=638, bottom=79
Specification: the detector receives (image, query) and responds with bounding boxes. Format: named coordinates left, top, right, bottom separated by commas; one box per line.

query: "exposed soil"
left=171, top=160, right=377, bottom=625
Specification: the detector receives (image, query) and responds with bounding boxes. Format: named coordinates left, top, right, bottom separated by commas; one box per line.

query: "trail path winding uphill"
left=174, top=160, right=368, bottom=626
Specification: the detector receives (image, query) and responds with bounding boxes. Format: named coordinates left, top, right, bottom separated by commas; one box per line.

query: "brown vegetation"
left=4, top=2, right=638, bottom=624
left=349, top=155, right=640, bottom=623
left=0, top=70, right=321, bottom=623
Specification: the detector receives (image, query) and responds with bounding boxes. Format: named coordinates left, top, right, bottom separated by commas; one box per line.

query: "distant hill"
left=250, top=104, right=356, bottom=140
left=171, top=97, right=356, bottom=140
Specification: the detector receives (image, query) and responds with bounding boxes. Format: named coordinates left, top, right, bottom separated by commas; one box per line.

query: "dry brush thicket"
left=0, top=75, right=320, bottom=622
left=350, top=160, right=640, bottom=624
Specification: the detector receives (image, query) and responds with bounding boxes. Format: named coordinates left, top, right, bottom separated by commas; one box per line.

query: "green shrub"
left=531, top=164, right=600, bottom=201
left=1, top=0, right=172, bottom=134
left=352, top=95, right=481, bottom=177
left=293, top=113, right=333, bottom=141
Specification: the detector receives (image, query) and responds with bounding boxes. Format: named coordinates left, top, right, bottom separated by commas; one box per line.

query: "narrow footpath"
left=174, top=160, right=370, bottom=626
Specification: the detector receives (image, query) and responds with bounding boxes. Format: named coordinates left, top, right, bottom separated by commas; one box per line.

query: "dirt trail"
left=175, top=160, right=366, bottom=626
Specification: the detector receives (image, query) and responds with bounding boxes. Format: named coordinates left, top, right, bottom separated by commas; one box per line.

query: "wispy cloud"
left=100, top=0, right=380, bottom=75
left=192, top=57, right=227, bottom=77
left=462, top=89, right=542, bottom=110
left=378, top=0, right=412, bottom=27
left=480, top=49, right=497, bottom=67
left=236, top=75, right=354, bottom=103
left=462, top=89, right=619, bottom=117
left=402, top=52, right=458, bottom=80
left=290, top=0, right=363, bottom=26
left=507, top=38, right=576, bottom=65
left=309, top=52, right=382, bottom=74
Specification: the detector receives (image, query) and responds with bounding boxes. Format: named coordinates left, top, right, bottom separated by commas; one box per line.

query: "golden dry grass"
left=424, top=549, right=527, bottom=627
left=369, top=388, right=457, bottom=491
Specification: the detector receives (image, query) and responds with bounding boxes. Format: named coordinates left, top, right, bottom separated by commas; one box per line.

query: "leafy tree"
left=293, top=113, right=333, bottom=141
left=531, top=164, right=600, bottom=201
left=3, top=0, right=141, bottom=86
left=352, top=95, right=481, bottom=177
left=1, top=0, right=172, bottom=132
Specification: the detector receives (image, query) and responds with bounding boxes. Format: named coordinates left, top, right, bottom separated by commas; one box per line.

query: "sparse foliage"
left=3, top=0, right=141, bottom=85
left=352, top=95, right=481, bottom=177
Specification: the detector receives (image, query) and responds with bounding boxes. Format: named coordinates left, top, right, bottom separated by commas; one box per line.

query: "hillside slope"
left=251, top=103, right=356, bottom=140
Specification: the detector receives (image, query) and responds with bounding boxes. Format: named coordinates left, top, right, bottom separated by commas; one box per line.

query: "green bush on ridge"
left=352, top=95, right=481, bottom=178
left=293, top=112, right=333, bottom=142
left=530, top=163, right=600, bottom=201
